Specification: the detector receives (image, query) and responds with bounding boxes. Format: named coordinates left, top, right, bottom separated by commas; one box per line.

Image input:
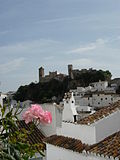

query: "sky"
left=0, top=0, right=120, bottom=92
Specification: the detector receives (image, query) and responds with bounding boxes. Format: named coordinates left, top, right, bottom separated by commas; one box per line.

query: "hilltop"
left=14, top=65, right=112, bottom=103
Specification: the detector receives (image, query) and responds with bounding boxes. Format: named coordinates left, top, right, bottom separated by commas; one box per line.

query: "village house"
left=44, top=100, right=120, bottom=160
left=71, top=80, right=120, bottom=108
left=0, top=92, right=7, bottom=107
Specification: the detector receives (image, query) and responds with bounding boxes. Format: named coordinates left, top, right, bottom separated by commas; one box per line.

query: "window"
left=111, top=98, right=113, bottom=101
left=105, top=98, right=107, bottom=100
left=66, top=101, right=68, bottom=103
left=74, top=115, right=77, bottom=122
left=72, top=101, right=74, bottom=103
left=101, top=98, right=103, bottom=101
left=98, top=102, right=100, bottom=105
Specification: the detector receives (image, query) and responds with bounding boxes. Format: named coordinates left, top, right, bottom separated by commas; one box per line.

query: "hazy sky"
left=0, top=0, right=120, bottom=92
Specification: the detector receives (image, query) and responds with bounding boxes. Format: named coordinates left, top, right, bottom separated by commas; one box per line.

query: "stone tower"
left=68, top=64, right=74, bottom=79
left=39, top=67, right=44, bottom=82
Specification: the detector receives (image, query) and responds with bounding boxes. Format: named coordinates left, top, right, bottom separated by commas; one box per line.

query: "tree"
left=0, top=104, right=52, bottom=159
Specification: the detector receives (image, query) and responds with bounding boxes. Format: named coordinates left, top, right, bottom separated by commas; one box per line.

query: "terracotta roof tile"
left=44, top=132, right=120, bottom=159
left=44, top=135, right=87, bottom=153
left=78, top=100, right=120, bottom=125
left=12, top=120, right=46, bottom=150
left=87, top=131, right=120, bottom=159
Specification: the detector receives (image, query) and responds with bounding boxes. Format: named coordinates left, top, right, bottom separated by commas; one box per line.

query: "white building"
left=90, top=80, right=108, bottom=91
left=44, top=100, right=120, bottom=160
left=62, top=92, right=78, bottom=122
left=72, top=80, right=118, bottom=108
left=0, top=93, right=7, bottom=107
left=79, top=92, right=120, bottom=108
left=62, top=92, right=94, bottom=122
left=39, top=103, right=63, bottom=136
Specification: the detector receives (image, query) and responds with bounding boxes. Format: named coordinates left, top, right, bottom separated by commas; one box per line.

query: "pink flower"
left=22, top=104, right=52, bottom=124
left=22, top=109, right=33, bottom=124
left=40, top=111, right=52, bottom=124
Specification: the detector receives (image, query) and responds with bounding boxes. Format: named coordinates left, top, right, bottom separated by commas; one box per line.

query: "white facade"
left=72, top=81, right=117, bottom=107
left=46, top=144, right=109, bottom=160
left=78, top=93, right=120, bottom=108
left=78, top=96, right=92, bottom=106
left=90, top=81, right=108, bottom=91
left=57, top=122, right=96, bottom=145
left=76, top=105, right=92, bottom=112
left=62, top=93, right=78, bottom=122
left=57, top=109, right=120, bottom=145
left=92, top=93, right=120, bottom=107
left=0, top=93, right=7, bottom=107
left=39, top=103, right=63, bottom=136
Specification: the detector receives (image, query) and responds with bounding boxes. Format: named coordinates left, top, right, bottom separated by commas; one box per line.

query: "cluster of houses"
left=71, top=80, right=120, bottom=108
left=0, top=80, right=120, bottom=160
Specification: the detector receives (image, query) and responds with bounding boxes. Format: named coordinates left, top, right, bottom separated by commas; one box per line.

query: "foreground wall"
left=95, top=110, right=120, bottom=142
left=46, top=144, right=108, bottom=160
left=57, top=122, right=96, bottom=145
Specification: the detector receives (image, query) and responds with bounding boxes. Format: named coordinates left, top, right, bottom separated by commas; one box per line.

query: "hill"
left=14, top=69, right=112, bottom=103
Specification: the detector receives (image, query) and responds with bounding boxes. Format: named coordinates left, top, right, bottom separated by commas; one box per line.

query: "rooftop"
left=44, top=131, right=120, bottom=159
left=78, top=100, right=120, bottom=125
left=86, top=131, right=120, bottom=159
left=13, top=120, right=46, bottom=150
left=44, top=135, right=86, bottom=153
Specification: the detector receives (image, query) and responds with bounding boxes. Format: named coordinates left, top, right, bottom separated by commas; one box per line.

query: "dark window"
left=72, top=101, right=74, bottom=103
left=74, top=115, right=77, bottom=122
left=105, top=98, right=107, bottom=100
left=101, top=98, right=103, bottom=101
left=98, top=102, right=100, bottom=104
left=66, top=101, right=68, bottom=103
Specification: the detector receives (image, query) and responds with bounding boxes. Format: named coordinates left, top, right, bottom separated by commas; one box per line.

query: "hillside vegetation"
left=14, top=69, right=112, bottom=103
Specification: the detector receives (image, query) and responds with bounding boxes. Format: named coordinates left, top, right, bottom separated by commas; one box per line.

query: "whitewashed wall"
left=57, top=122, right=96, bottom=145
left=57, top=110, right=120, bottom=145
left=78, top=97, right=92, bottom=106
left=62, top=100, right=74, bottom=122
left=62, top=94, right=77, bottom=122
left=95, top=110, right=120, bottom=143
left=46, top=144, right=109, bottom=160
left=91, top=81, right=108, bottom=91
left=92, top=94, right=112, bottom=107
left=76, top=105, right=91, bottom=112
left=38, top=103, right=57, bottom=136
left=77, top=93, right=120, bottom=108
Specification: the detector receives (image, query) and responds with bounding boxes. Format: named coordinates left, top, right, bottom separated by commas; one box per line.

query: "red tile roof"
left=44, top=135, right=87, bottom=153
left=78, top=100, right=120, bottom=125
left=86, top=131, right=120, bottom=159
left=44, top=132, right=120, bottom=159
left=12, top=120, right=46, bottom=150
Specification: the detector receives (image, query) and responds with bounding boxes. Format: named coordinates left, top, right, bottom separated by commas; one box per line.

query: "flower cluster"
left=22, top=104, right=52, bottom=124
